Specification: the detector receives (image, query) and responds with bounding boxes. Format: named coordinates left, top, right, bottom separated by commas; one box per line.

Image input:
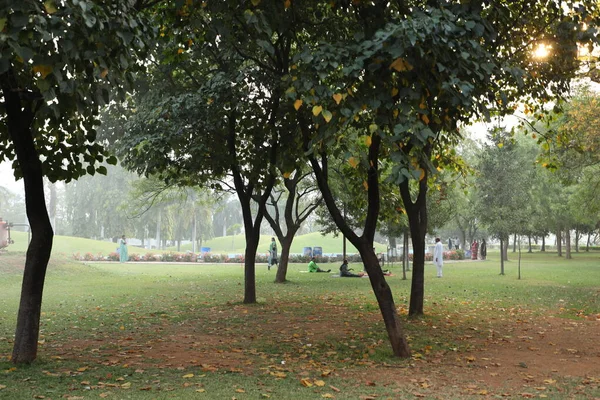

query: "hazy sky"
left=0, top=162, right=24, bottom=196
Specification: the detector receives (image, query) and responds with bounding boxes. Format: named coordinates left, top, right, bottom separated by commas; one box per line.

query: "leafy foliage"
left=0, top=0, right=153, bottom=182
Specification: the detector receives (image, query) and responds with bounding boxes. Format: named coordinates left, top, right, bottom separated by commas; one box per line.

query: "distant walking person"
left=480, top=239, right=487, bottom=260
left=433, top=237, right=443, bottom=278
left=268, top=237, right=278, bottom=271
left=471, top=240, right=479, bottom=260
left=119, top=235, right=128, bottom=263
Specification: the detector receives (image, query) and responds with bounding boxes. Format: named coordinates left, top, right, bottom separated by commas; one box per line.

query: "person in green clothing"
left=268, top=237, right=278, bottom=271
left=118, top=235, right=128, bottom=263
left=308, top=256, right=330, bottom=273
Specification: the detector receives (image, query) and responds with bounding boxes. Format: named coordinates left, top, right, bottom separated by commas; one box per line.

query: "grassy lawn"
left=1, top=247, right=599, bottom=399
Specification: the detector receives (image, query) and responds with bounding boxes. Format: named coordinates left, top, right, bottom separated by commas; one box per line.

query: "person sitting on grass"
left=308, top=256, right=330, bottom=273
left=340, top=259, right=363, bottom=277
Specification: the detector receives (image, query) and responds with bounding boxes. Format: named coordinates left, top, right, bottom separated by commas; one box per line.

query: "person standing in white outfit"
left=433, top=237, right=443, bottom=278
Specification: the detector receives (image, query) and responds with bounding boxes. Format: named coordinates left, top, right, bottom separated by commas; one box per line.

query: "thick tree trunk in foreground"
left=305, top=132, right=410, bottom=358
left=275, top=236, right=293, bottom=283
left=4, top=85, right=54, bottom=364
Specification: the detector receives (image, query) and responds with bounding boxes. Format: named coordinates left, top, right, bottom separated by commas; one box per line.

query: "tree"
left=0, top=0, right=153, bottom=363
left=290, top=0, right=598, bottom=318
left=475, top=130, right=538, bottom=273
left=262, top=166, right=322, bottom=283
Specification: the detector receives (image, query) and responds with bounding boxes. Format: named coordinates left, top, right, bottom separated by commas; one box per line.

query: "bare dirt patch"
left=48, top=304, right=600, bottom=398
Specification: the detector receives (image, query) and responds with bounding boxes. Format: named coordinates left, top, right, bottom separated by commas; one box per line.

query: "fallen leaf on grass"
left=121, top=382, right=131, bottom=389
left=300, top=378, right=313, bottom=387
left=236, top=388, right=246, bottom=393
left=99, top=393, right=110, bottom=398
left=0, top=385, right=5, bottom=390
left=270, top=371, right=287, bottom=378
left=196, top=388, right=206, bottom=393
left=314, top=380, right=326, bottom=387
left=329, top=385, right=340, bottom=392
left=322, top=394, right=334, bottom=398
left=182, top=373, right=194, bottom=378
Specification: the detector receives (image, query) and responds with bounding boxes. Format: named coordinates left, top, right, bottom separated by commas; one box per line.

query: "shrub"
left=107, top=252, right=120, bottom=261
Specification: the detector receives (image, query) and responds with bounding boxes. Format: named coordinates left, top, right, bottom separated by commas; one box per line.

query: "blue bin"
left=303, top=247, right=312, bottom=257
left=201, top=247, right=211, bottom=254
left=313, top=246, right=323, bottom=256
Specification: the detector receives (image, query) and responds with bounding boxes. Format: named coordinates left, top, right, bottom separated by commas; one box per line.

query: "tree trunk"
left=512, top=233, right=517, bottom=253
left=359, top=243, right=411, bottom=357
left=275, top=235, right=294, bottom=283
left=541, top=235, right=546, bottom=252
left=574, top=229, right=579, bottom=253
left=398, top=159, right=428, bottom=317
left=499, top=238, right=505, bottom=275
left=527, top=235, right=532, bottom=253
left=586, top=233, right=591, bottom=252
left=556, top=230, right=562, bottom=257
left=304, top=131, right=410, bottom=358
left=4, top=86, right=54, bottom=364
left=565, top=229, right=572, bottom=260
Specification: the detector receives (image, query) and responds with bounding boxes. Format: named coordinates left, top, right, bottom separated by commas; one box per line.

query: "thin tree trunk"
left=557, top=230, right=562, bottom=257
left=565, top=229, right=572, bottom=259
left=499, top=238, right=505, bottom=275
left=541, top=235, right=546, bottom=252
left=512, top=233, right=517, bottom=253
left=527, top=235, right=532, bottom=253
left=4, top=85, right=54, bottom=364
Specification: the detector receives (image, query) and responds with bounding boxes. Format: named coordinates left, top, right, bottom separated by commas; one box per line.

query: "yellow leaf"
left=322, top=394, right=334, bottom=398
left=177, top=48, right=184, bottom=54
left=251, top=0, right=261, bottom=5
left=312, top=105, right=323, bottom=116
left=314, top=380, right=326, bottom=387
left=322, top=109, right=332, bottom=123
left=236, top=388, right=246, bottom=393
left=421, top=114, right=430, bottom=125
left=300, top=378, right=313, bottom=387
left=391, top=87, right=399, bottom=96
left=393, top=109, right=399, bottom=118
left=497, top=142, right=504, bottom=148
left=389, top=57, right=413, bottom=72
left=283, top=171, right=292, bottom=179
left=348, top=157, right=359, bottom=168
left=183, top=373, right=194, bottom=378
left=363, top=181, right=368, bottom=190
left=419, top=98, right=427, bottom=109
left=119, top=325, right=125, bottom=330
left=321, top=370, right=332, bottom=377
left=294, top=99, right=303, bottom=111
left=364, top=136, right=372, bottom=147
left=32, top=65, right=53, bottom=79
left=196, top=389, right=206, bottom=393
left=270, top=371, right=287, bottom=378
left=44, top=0, right=58, bottom=14
left=284, top=0, right=291, bottom=8
left=0, top=385, right=6, bottom=390
left=332, top=93, right=343, bottom=104
left=121, top=382, right=131, bottom=389
left=100, top=69, right=109, bottom=79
